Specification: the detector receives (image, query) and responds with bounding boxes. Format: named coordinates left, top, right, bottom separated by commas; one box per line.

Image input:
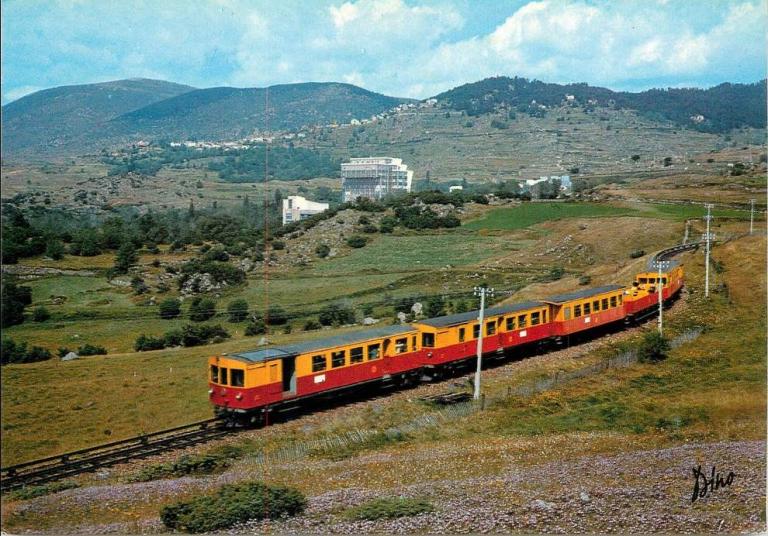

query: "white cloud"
left=3, top=85, right=44, bottom=103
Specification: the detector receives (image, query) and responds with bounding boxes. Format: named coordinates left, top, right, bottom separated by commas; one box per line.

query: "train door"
left=282, top=356, right=296, bottom=395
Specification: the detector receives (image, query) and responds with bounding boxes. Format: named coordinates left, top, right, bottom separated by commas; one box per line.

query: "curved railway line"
left=1, top=242, right=704, bottom=494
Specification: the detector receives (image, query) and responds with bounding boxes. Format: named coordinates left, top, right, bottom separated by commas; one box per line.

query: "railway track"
left=0, top=418, right=230, bottom=493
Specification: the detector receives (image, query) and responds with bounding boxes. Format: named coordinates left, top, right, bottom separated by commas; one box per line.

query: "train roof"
left=228, top=324, right=416, bottom=363
left=415, top=301, right=543, bottom=328
left=542, top=284, right=625, bottom=304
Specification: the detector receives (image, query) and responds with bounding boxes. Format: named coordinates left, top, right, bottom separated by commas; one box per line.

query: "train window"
left=610, top=296, right=617, bottom=307
left=531, top=312, right=540, bottom=325
left=412, top=336, right=417, bottom=351
left=312, top=355, right=327, bottom=372
left=602, top=298, right=608, bottom=310
left=422, top=333, right=435, bottom=347
left=584, top=303, right=591, bottom=315
left=231, top=369, right=244, bottom=387
left=574, top=305, right=581, bottom=317
left=486, top=322, right=496, bottom=336
left=367, top=344, right=380, bottom=360
left=661, top=277, right=667, bottom=286
left=639, top=278, right=648, bottom=284
left=395, top=338, right=407, bottom=353
left=542, top=310, right=547, bottom=323
left=618, top=294, right=623, bottom=304
left=210, top=365, right=219, bottom=383
left=564, top=307, right=571, bottom=320
left=459, top=327, right=466, bottom=342
left=220, top=367, right=228, bottom=385
left=592, top=300, right=600, bottom=311
left=350, top=347, right=364, bottom=364
left=505, top=317, right=515, bottom=331
left=331, top=350, right=345, bottom=368
left=473, top=324, right=480, bottom=338
left=518, top=314, right=527, bottom=328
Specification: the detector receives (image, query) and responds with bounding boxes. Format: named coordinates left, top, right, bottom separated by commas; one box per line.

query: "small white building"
left=282, top=196, right=329, bottom=225
left=341, top=157, right=413, bottom=202
left=448, top=185, right=464, bottom=193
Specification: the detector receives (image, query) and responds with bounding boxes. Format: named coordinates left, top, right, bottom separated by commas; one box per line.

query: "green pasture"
left=464, top=203, right=638, bottom=230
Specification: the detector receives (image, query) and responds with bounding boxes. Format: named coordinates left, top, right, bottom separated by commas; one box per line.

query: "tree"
left=631, top=154, right=640, bottom=162
left=318, top=303, right=355, bottom=326
left=266, top=305, right=288, bottom=325
left=315, top=244, right=330, bottom=258
left=227, top=299, right=249, bottom=323
left=45, top=238, right=65, bottom=260
left=158, top=298, right=182, bottom=319
left=189, top=297, right=217, bottom=322
left=1, top=280, right=32, bottom=327
left=113, top=240, right=139, bottom=274
left=638, top=331, right=671, bottom=363
left=425, top=295, right=445, bottom=317
left=346, top=236, right=367, bottom=248
left=32, top=306, right=50, bottom=322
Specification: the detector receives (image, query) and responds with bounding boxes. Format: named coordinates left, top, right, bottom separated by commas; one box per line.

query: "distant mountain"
left=1, top=81, right=411, bottom=158
left=108, top=82, right=410, bottom=140
left=435, top=77, right=767, bottom=133
left=1, top=79, right=196, bottom=157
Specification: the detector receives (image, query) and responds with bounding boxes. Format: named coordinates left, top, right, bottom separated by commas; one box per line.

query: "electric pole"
left=750, top=199, right=756, bottom=235
left=703, top=204, right=714, bottom=298
left=473, top=286, right=494, bottom=401
left=656, top=260, right=670, bottom=336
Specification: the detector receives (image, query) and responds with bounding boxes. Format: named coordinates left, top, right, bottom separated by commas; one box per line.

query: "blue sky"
left=2, top=0, right=766, bottom=104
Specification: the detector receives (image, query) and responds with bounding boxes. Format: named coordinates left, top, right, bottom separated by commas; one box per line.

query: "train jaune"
left=208, top=262, right=684, bottom=424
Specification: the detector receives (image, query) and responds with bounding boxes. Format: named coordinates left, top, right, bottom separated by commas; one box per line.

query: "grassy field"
left=464, top=202, right=638, bottom=230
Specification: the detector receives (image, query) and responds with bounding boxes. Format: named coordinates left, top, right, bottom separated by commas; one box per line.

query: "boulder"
left=61, top=352, right=80, bottom=361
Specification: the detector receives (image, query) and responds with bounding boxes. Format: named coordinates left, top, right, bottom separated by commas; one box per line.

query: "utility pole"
left=683, top=220, right=690, bottom=244
left=656, top=260, right=671, bottom=336
left=703, top=204, right=714, bottom=298
left=750, top=199, right=756, bottom=235
left=473, top=286, right=494, bottom=401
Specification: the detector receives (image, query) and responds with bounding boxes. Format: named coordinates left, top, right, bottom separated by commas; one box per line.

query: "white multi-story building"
left=341, top=157, right=413, bottom=202
left=282, top=196, right=329, bottom=225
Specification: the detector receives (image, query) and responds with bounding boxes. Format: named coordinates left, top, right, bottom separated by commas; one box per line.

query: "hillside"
left=1, top=79, right=195, bottom=158
left=109, top=82, right=410, bottom=141
left=435, top=76, right=767, bottom=134
left=1, top=81, right=411, bottom=158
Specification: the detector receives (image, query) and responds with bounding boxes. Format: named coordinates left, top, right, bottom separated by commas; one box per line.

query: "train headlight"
left=208, top=389, right=214, bottom=396
left=235, top=393, right=243, bottom=401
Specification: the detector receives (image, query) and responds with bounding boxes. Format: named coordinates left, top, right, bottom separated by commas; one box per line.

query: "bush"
left=1, top=338, right=52, bottom=365
left=345, top=497, right=434, bottom=521
left=180, top=324, right=229, bottom=347
left=158, top=298, right=182, bottom=319
left=361, top=224, right=378, bottom=234
left=272, top=240, right=286, bottom=250
left=133, top=446, right=243, bottom=482
left=637, top=331, right=671, bottom=363
left=318, top=303, right=355, bottom=326
left=244, top=318, right=266, bottom=336
left=134, top=334, right=166, bottom=352
left=77, top=343, right=107, bottom=356
left=202, top=246, right=229, bottom=262
left=578, top=275, right=592, bottom=286
left=2, top=280, right=32, bottom=328
left=266, top=305, right=288, bottom=325
left=315, top=244, right=330, bottom=258
left=160, top=481, right=307, bottom=533
left=346, top=235, right=367, bottom=248
left=32, top=306, right=51, bottom=322
left=629, top=249, right=645, bottom=259
left=189, top=297, right=216, bottom=322
left=303, top=319, right=321, bottom=331
left=9, top=481, right=79, bottom=500
left=163, top=329, right=183, bottom=347
left=227, top=299, right=249, bottom=323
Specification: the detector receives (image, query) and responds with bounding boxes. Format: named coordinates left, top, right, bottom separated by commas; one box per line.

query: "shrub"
left=133, top=446, right=243, bottom=482
left=346, top=235, right=367, bottom=248
left=1, top=338, right=52, bottom=365
left=160, top=481, right=307, bottom=533
left=303, top=319, right=321, bottom=331
left=629, top=249, right=645, bottom=259
left=32, top=306, right=51, bottom=322
left=202, top=246, right=229, bottom=262
left=315, top=244, right=330, bottom=258
left=227, top=299, right=249, bottom=323
left=266, top=305, right=288, bottom=325
left=163, top=329, right=183, bottom=347
left=578, top=275, right=592, bottom=286
left=180, top=324, right=229, bottom=347
left=272, top=240, right=286, bottom=250
left=189, top=297, right=216, bottom=322
left=637, top=331, right=671, bottom=363
left=345, top=497, right=434, bottom=521
left=9, top=481, right=79, bottom=500
left=543, top=266, right=565, bottom=281
left=245, top=319, right=266, bottom=336
left=77, top=344, right=107, bottom=356
left=134, top=334, right=165, bottom=352
left=158, top=298, right=182, bottom=319
left=361, top=224, right=378, bottom=234
left=318, top=303, right=355, bottom=326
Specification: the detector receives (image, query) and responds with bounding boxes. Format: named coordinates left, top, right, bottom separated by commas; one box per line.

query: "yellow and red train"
left=208, top=262, right=684, bottom=424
